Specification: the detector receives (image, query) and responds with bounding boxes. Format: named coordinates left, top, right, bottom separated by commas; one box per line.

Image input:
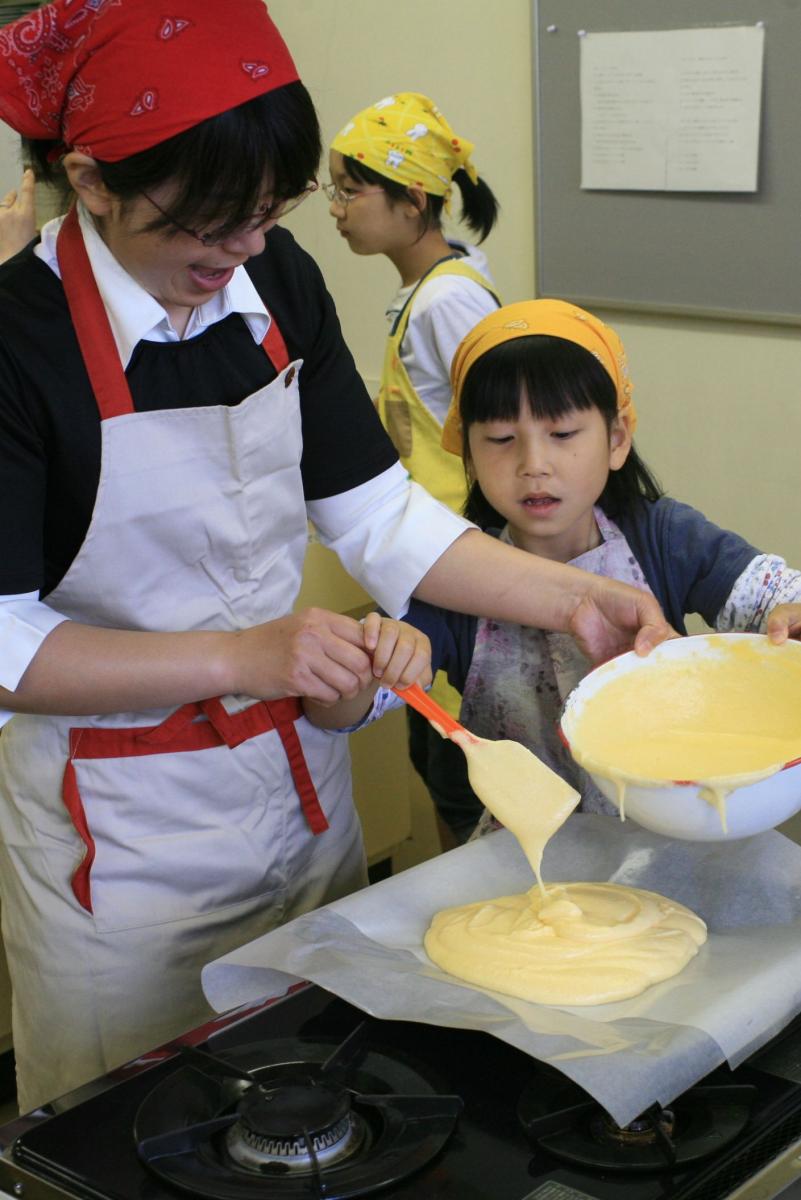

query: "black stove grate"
left=518, top=1055, right=758, bottom=1175
left=133, top=1024, right=462, bottom=1199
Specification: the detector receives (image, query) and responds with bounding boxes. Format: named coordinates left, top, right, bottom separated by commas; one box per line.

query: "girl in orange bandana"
left=310, top=300, right=801, bottom=839
left=442, top=301, right=801, bottom=833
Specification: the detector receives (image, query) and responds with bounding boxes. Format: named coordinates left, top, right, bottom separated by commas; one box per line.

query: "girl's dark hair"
left=24, top=81, right=320, bottom=241
left=460, top=335, right=663, bottom=527
left=342, top=155, right=498, bottom=243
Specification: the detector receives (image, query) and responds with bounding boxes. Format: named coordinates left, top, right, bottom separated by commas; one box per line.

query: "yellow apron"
left=378, top=256, right=500, bottom=715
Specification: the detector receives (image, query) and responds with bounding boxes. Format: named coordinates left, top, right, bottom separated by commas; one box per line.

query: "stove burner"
left=591, top=1106, right=675, bottom=1149
left=518, top=1064, right=757, bottom=1173
left=225, top=1079, right=365, bottom=1172
left=134, top=1024, right=462, bottom=1199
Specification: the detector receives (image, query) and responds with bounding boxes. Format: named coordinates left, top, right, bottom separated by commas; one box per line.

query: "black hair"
left=459, top=335, right=663, bottom=527
left=341, top=155, right=498, bottom=243
left=24, top=80, right=320, bottom=240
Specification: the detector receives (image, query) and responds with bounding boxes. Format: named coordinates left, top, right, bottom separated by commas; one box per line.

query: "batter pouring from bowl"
left=305, top=656, right=708, bottom=1009
left=423, top=729, right=708, bottom=1007
left=561, top=632, right=801, bottom=839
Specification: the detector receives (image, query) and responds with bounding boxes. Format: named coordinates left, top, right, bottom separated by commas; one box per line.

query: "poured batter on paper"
left=424, top=734, right=706, bottom=1006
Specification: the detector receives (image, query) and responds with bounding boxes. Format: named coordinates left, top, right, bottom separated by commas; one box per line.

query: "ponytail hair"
left=341, top=155, right=499, bottom=243
left=435, top=168, right=498, bottom=243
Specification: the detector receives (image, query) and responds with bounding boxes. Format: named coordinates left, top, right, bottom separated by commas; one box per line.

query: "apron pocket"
left=66, top=741, right=289, bottom=933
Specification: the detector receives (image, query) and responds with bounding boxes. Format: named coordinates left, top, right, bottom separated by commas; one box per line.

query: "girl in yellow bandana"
left=327, top=93, right=502, bottom=844
left=328, top=92, right=500, bottom=507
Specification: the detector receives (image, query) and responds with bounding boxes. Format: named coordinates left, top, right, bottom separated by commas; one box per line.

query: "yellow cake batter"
left=424, top=730, right=707, bottom=1006
left=568, top=636, right=801, bottom=829
left=425, top=882, right=707, bottom=1006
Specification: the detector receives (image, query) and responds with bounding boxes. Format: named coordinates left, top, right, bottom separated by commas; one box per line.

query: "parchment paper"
left=201, top=814, right=801, bottom=1125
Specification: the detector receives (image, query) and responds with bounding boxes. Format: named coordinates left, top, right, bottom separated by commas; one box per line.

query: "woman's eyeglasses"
left=141, top=182, right=318, bottom=247
left=322, top=182, right=385, bottom=208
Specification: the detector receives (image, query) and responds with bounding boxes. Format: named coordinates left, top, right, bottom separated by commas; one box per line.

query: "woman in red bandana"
left=0, top=0, right=670, bottom=1110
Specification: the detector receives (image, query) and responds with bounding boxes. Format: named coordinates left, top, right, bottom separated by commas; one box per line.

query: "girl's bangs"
left=460, top=337, right=617, bottom=429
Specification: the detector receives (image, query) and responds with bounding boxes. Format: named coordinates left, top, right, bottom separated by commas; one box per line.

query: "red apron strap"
left=261, top=316, right=290, bottom=373
left=136, top=702, right=205, bottom=746
left=199, top=695, right=270, bottom=748
left=201, top=696, right=329, bottom=834
left=56, top=206, right=136, bottom=421
left=264, top=700, right=329, bottom=835
left=62, top=756, right=96, bottom=913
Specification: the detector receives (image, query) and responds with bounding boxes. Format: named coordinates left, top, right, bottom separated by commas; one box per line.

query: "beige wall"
left=0, top=122, right=23, bottom=195
left=271, top=0, right=801, bottom=571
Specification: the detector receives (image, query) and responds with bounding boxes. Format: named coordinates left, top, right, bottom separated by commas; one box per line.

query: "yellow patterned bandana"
left=442, top=299, right=637, bottom=454
left=331, top=92, right=478, bottom=199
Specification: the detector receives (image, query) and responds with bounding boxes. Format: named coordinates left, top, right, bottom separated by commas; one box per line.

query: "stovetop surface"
left=5, top=985, right=801, bottom=1200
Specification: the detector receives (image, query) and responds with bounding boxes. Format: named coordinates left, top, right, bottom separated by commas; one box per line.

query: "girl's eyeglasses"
left=322, top=182, right=385, bottom=208
left=141, top=182, right=318, bottom=247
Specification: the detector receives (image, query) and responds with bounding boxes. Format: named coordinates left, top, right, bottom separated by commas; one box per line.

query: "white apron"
left=0, top=207, right=366, bottom=1111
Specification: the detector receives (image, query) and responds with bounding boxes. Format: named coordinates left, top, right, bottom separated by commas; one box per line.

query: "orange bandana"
left=442, top=299, right=636, bottom=454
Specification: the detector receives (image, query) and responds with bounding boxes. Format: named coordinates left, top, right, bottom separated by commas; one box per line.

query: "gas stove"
left=2, top=983, right=801, bottom=1200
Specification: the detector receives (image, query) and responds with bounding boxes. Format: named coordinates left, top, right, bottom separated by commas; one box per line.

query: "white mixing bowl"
left=560, top=633, right=801, bottom=841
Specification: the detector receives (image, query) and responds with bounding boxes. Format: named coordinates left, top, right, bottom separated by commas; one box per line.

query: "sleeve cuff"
left=307, top=463, right=473, bottom=618
left=334, top=686, right=405, bottom=733
left=0, top=595, right=69, bottom=724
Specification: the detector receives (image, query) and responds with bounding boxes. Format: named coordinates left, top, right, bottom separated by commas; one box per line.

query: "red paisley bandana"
left=0, top=0, right=299, bottom=162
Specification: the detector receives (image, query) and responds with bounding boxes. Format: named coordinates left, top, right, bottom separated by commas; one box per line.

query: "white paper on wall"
left=580, top=25, right=765, bottom=192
